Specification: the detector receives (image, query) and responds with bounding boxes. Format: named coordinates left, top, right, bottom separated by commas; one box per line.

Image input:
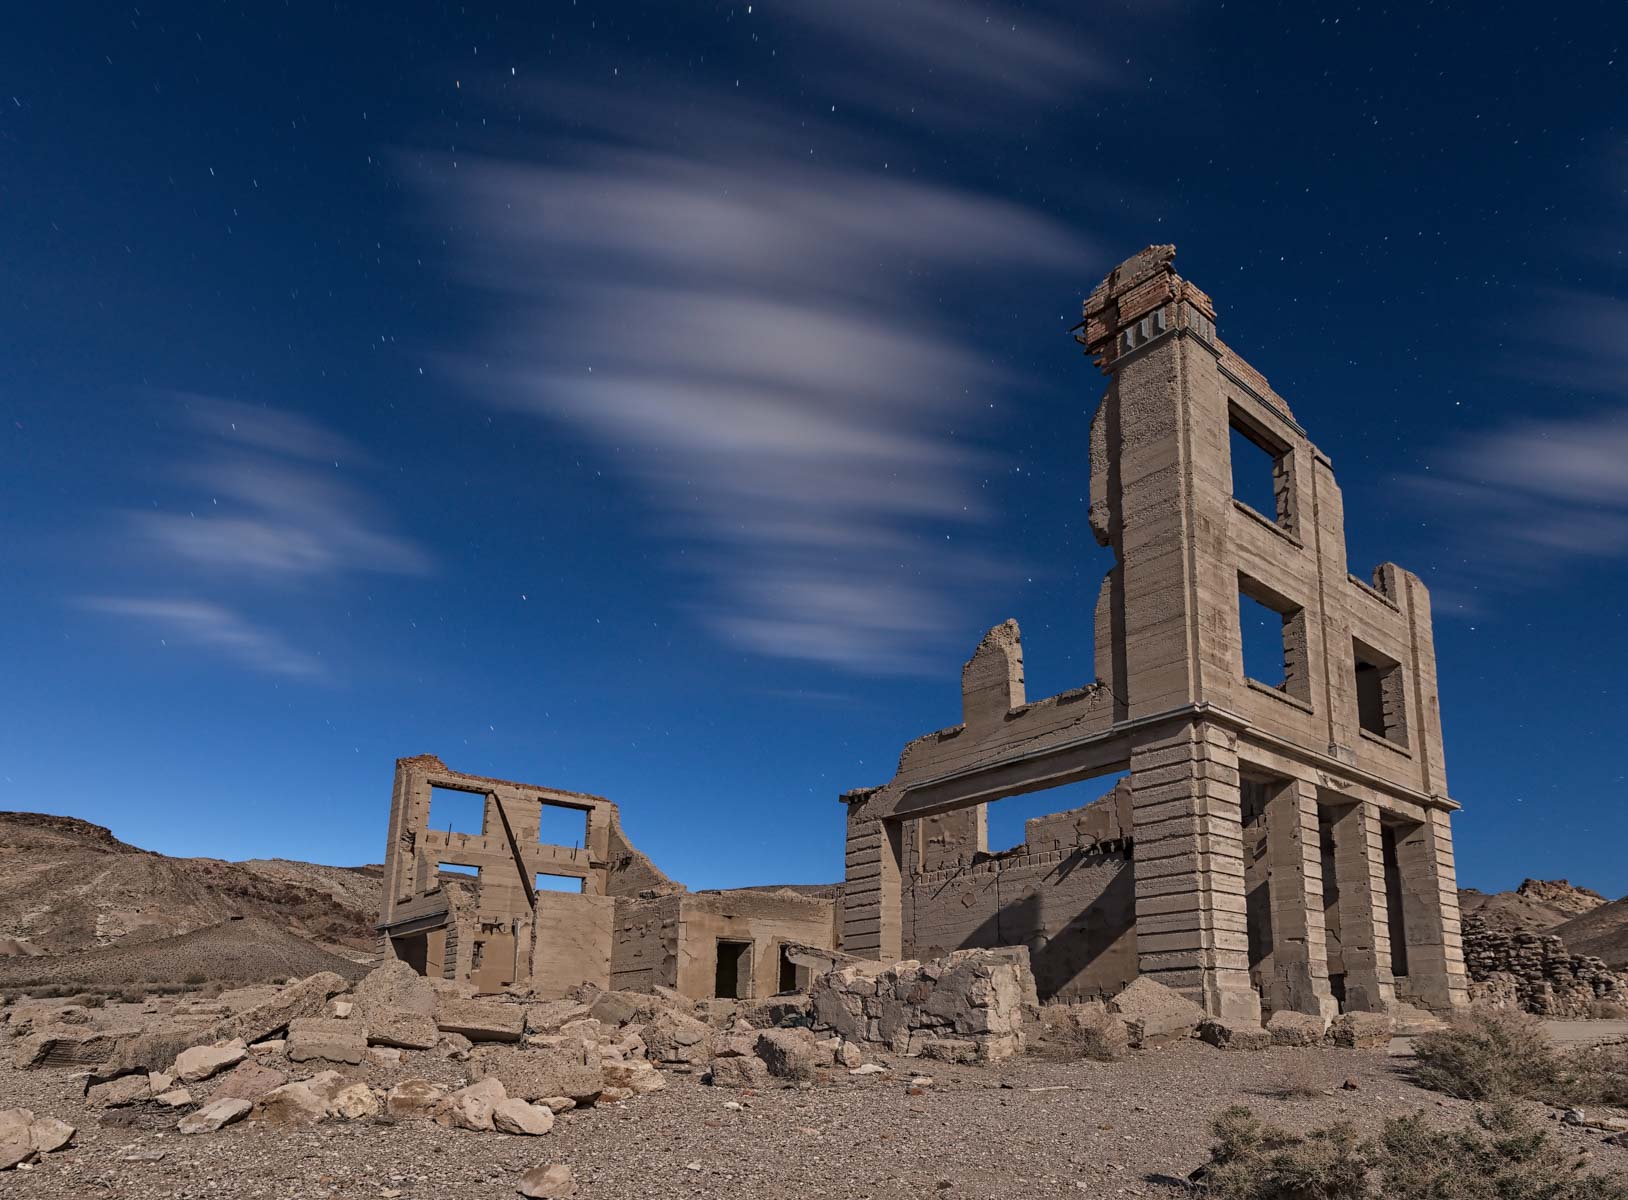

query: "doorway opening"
left=714, top=939, right=751, bottom=999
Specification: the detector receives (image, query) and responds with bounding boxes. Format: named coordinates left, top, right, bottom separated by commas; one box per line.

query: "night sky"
left=4, top=4, right=1625, bottom=897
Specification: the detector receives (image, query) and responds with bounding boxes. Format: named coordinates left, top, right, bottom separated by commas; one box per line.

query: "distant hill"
left=0, top=811, right=382, bottom=959
left=1553, top=896, right=1628, bottom=969
left=1458, top=878, right=1609, bottom=934
left=0, top=915, right=370, bottom=988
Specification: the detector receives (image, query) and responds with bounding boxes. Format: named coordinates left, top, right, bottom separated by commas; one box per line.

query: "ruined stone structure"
left=840, top=246, right=1469, bottom=1023
left=379, top=756, right=837, bottom=1001
left=1461, top=912, right=1627, bottom=1018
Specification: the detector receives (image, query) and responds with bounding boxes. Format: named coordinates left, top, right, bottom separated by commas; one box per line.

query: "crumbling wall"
left=1461, top=912, right=1627, bottom=1017
left=809, top=947, right=1037, bottom=1062
left=673, top=890, right=838, bottom=1000
left=609, top=894, right=681, bottom=993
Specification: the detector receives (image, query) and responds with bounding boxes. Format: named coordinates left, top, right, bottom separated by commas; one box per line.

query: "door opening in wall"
left=1317, top=805, right=1347, bottom=1009
left=1239, top=778, right=1275, bottom=1007
left=715, top=940, right=751, bottom=1000
left=777, top=945, right=800, bottom=994
left=393, top=933, right=428, bottom=976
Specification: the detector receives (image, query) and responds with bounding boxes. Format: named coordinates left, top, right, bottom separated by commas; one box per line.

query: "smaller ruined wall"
left=673, top=891, right=838, bottom=1001
left=531, top=892, right=613, bottom=998
left=1461, top=912, right=1627, bottom=1018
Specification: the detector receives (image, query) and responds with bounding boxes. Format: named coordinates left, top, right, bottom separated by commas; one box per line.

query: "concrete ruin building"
left=378, top=756, right=838, bottom=1001
left=839, top=246, right=1469, bottom=1025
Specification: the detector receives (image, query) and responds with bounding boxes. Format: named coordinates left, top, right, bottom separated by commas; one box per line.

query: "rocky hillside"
left=0, top=812, right=381, bottom=958
left=1458, top=878, right=1609, bottom=934
left=1553, top=897, right=1628, bottom=969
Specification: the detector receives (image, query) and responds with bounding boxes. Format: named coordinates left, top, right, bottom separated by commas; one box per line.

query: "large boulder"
left=1266, top=1011, right=1327, bottom=1047
left=643, top=1010, right=714, bottom=1067
left=469, top=1048, right=602, bottom=1106
left=353, top=960, right=438, bottom=1020
left=756, top=1028, right=819, bottom=1079
left=525, top=1000, right=593, bottom=1035
left=385, top=1079, right=446, bottom=1119
left=1107, top=978, right=1204, bottom=1047
left=1197, top=1017, right=1271, bottom=1051
left=253, top=1082, right=326, bottom=1128
left=174, top=1038, right=248, bottom=1083
left=112, top=971, right=348, bottom=1072
left=436, top=999, right=525, bottom=1044
left=434, top=1078, right=507, bottom=1132
left=493, top=1098, right=555, bottom=1136
left=327, top=1083, right=380, bottom=1120
left=208, top=1061, right=287, bottom=1103
left=709, top=1054, right=771, bottom=1088
left=29, top=1117, right=75, bottom=1155
left=367, top=1013, right=440, bottom=1051
left=1, top=1109, right=35, bottom=1171
left=286, top=1018, right=366, bottom=1065
left=601, top=1059, right=665, bottom=1095
left=1326, top=1011, right=1394, bottom=1050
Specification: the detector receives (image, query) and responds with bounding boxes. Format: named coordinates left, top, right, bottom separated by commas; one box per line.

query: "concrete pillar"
left=1326, top=798, right=1397, bottom=1012
left=1393, top=810, right=1470, bottom=1011
left=1129, top=720, right=1261, bottom=1024
left=842, top=813, right=902, bottom=961
left=1263, top=779, right=1339, bottom=1019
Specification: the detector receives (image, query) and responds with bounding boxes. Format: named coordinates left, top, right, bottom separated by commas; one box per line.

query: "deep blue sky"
left=3, top=3, right=1624, bottom=898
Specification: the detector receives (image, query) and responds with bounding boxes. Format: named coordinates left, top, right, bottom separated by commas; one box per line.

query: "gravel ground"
left=4, top=1042, right=1626, bottom=1199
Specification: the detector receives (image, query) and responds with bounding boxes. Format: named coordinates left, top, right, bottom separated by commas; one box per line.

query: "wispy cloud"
left=417, top=11, right=1105, bottom=672
left=83, top=397, right=428, bottom=679
left=77, top=597, right=326, bottom=680
left=1405, top=406, right=1628, bottom=608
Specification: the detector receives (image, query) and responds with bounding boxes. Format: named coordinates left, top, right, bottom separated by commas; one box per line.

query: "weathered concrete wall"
left=610, top=894, right=681, bottom=993
left=531, top=892, right=613, bottom=998
left=673, top=891, right=839, bottom=1001
left=905, top=847, right=1135, bottom=1003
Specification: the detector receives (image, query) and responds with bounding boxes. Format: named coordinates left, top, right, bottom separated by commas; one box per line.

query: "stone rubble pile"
left=1461, top=913, right=1628, bottom=1018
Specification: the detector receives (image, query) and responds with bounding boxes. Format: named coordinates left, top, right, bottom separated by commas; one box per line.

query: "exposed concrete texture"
left=840, top=245, right=1468, bottom=1022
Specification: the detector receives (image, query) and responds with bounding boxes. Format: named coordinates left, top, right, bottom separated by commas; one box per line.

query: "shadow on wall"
left=913, top=849, right=1137, bottom=1002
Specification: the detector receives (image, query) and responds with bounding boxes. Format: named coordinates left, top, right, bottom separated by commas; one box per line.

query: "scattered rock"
left=756, top=1028, right=819, bottom=1078
left=209, top=1061, right=287, bottom=1104
left=435, top=1078, right=508, bottom=1132
left=1265, top=1011, right=1327, bottom=1047
left=850, top=1063, right=887, bottom=1076
left=174, top=1038, right=249, bottom=1083
left=436, top=999, right=526, bottom=1044
left=367, top=1013, right=439, bottom=1051
left=517, top=1163, right=575, bottom=1198
left=709, top=1055, right=772, bottom=1088
left=28, top=1117, right=75, bottom=1154
left=385, top=1079, right=446, bottom=1119
left=1325, top=1011, right=1394, bottom=1050
left=178, top=1097, right=252, bottom=1134
left=472, top=1047, right=602, bottom=1105
left=1197, top=1017, right=1271, bottom=1051
left=643, top=1009, right=714, bottom=1067
left=254, top=1082, right=327, bottom=1128
left=493, top=1098, right=556, bottom=1136
left=154, top=1088, right=193, bottom=1108
left=1, top=1109, right=37, bottom=1170
left=1108, top=978, right=1204, bottom=1047
left=286, top=1017, right=367, bottom=1064
left=602, top=1058, right=666, bottom=1095
left=328, top=1083, right=381, bottom=1120
left=249, top=1039, right=286, bottom=1057
left=86, top=1074, right=151, bottom=1108
left=526, top=1000, right=593, bottom=1034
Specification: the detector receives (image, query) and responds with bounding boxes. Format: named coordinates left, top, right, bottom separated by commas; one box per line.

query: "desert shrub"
left=1031, top=1001, right=1129, bottom=1062
left=1201, top=1106, right=1369, bottom=1200
left=183, top=972, right=208, bottom=986
left=1265, top=1059, right=1327, bottom=1101
left=1412, top=1008, right=1560, bottom=1100
left=1590, top=998, right=1628, bottom=1021
left=75, top=992, right=107, bottom=1009
left=1197, top=1104, right=1628, bottom=1200
left=1565, top=1043, right=1628, bottom=1107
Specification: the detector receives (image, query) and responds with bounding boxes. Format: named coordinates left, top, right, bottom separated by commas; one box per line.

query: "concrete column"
left=1326, top=798, right=1396, bottom=1012
left=1129, top=720, right=1260, bottom=1024
left=1263, top=779, right=1339, bottom=1019
left=842, top=812, right=902, bottom=961
left=1392, top=810, right=1470, bottom=1011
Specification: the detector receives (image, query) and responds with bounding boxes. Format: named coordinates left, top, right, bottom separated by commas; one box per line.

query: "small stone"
left=517, top=1163, right=574, bottom=1198
left=1341, top=1078, right=1361, bottom=1091
left=254, top=1082, right=326, bottom=1128
left=539, top=1096, right=575, bottom=1114
left=178, top=1097, right=252, bottom=1134
left=386, top=1080, right=446, bottom=1119
left=368, top=1047, right=404, bottom=1068
left=29, top=1117, right=75, bottom=1154
left=328, top=1000, right=355, bottom=1020
left=87, top=1075, right=150, bottom=1107
left=154, top=1088, right=193, bottom=1108
left=435, top=1078, right=507, bottom=1132
left=249, top=1039, right=286, bottom=1056
left=210, top=1061, right=287, bottom=1104
left=850, top=1063, right=886, bottom=1076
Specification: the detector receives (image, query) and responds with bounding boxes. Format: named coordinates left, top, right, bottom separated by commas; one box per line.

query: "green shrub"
left=1197, top=1103, right=1628, bottom=1200
left=1412, top=1008, right=1560, bottom=1100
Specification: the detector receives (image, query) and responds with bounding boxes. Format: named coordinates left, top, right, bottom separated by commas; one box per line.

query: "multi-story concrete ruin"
left=379, top=246, right=1468, bottom=1028
left=839, top=246, right=1468, bottom=1024
left=378, top=756, right=838, bottom=1000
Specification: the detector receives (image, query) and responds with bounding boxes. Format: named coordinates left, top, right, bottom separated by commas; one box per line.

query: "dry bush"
left=1565, top=1043, right=1628, bottom=1107
left=75, top=992, right=107, bottom=1009
left=1265, top=1059, right=1327, bottom=1101
left=1198, top=1103, right=1628, bottom=1200
left=1412, top=1008, right=1560, bottom=1100
left=1590, top=998, right=1628, bottom=1020
left=1031, top=1001, right=1129, bottom=1062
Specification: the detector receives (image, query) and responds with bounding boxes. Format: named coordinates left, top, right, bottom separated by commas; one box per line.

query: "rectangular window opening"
left=1353, top=639, right=1407, bottom=743
left=1229, top=407, right=1292, bottom=528
left=438, top=862, right=479, bottom=878
left=714, top=939, right=751, bottom=1000
left=1238, top=574, right=1309, bottom=703
left=430, top=786, right=486, bottom=837
left=538, top=801, right=590, bottom=849
left=535, top=873, right=586, bottom=894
